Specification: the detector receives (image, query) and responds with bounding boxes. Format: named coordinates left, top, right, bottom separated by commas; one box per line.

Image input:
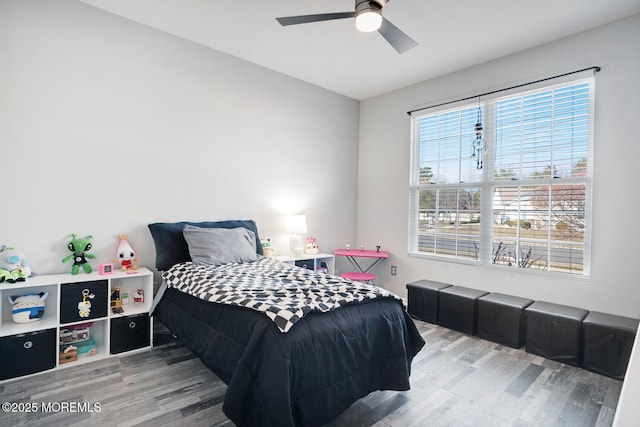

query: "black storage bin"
left=477, top=293, right=534, bottom=348
left=406, top=280, right=452, bottom=324
left=438, top=286, right=488, bottom=335
left=525, top=301, right=588, bottom=367
left=294, top=259, right=314, bottom=270
left=582, top=311, right=639, bottom=379
left=60, top=280, right=108, bottom=324
left=110, top=314, right=150, bottom=354
left=0, top=329, right=56, bottom=380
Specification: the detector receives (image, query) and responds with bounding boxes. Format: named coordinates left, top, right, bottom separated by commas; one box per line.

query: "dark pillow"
left=148, top=220, right=263, bottom=271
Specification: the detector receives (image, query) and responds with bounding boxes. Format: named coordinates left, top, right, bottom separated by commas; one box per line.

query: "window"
left=409, top=78, right=593, bottom=276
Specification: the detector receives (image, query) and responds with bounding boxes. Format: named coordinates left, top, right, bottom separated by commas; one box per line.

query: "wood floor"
left=0, top=320, right=622, bottom=427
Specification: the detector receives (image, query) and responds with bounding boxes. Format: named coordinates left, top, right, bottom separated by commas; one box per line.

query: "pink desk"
left=334, top=249, right=389, bottom=276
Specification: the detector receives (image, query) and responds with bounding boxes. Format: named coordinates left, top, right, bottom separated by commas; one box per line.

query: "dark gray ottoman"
left=582, top=311, right=639, bottom=379
left=525, top=301, right=588, bottom=366
left=406, top=280, right=452, bottom=324
left=477, top=293, right=534, bottom=348
left=438, top=286, right=488, bottom=335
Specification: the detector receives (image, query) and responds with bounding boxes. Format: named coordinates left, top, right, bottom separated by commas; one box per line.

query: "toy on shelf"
left=110, top=287, right=123, bottom=314
left=133, top=289, right=144, bottom=303
left=60, top=322, right=96, bottom=362
left=76, top=339, right=97, bottom=356
left=8, top=292, right=48, bottom=323
left=62, top=234, right=95, bottom=274
left=0, top=245, right=31, bottom=283
left=316, top=261, right=329, bottom=274
left=113, top=234, right=139, bottom=272
left=305, top=236, right=319, bottom=255
left=78, top=289, right=94, bottom=318
left=59, top=345, right=78, bottom=364
left=261, top=239, right=274, bottom=257
left=60, top=323, right=91, bottom=344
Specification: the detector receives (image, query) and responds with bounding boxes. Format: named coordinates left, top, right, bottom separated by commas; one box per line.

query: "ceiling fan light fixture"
left=276, top=0, right=417, bottom=54
left=355, top=2, right=382, bottom=32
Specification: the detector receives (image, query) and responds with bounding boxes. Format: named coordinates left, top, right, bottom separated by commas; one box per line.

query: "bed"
left=148, top=220, right=425, bottom=427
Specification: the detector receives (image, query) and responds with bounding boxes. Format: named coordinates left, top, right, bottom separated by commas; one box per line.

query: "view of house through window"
left=409, top=78, right=593, bottom=275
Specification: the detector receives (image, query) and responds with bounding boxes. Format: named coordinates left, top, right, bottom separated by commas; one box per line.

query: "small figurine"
left=133, top=289, right=144, bottom=303
left=78, top=289, right=94, bottom=318
left=62, top=234, right=95, bottom=274
left=261, top=239, right=274, bottom=257
left=305, top=236, right=319, bottom=255
left=113, top=234, right=139, bottom=272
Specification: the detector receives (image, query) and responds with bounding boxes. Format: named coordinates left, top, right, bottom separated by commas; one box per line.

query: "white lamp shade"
left=285, top=215, right=308, bottom=234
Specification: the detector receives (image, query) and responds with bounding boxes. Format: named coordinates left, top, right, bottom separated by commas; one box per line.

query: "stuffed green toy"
left=0, top=245, right=31, bottom=282
left=62, top=234, right=95, bottom=274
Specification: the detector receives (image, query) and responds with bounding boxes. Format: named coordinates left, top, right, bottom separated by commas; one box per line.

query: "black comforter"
left=154, top=286, right=425, bottom=427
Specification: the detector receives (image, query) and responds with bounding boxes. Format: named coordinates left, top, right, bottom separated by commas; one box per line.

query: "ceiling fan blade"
left=276, top=12, right=355, bottom=26
left=378, top=18, right=418, bottom=54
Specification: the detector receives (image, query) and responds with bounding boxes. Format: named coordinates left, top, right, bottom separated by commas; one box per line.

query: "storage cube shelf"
left=0, top=267, right=153, bottom=381
left=273, top=253, right=335, bottom=275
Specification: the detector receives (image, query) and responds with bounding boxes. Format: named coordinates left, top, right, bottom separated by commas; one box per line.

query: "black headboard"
left=148, top=219, right=263, bottom=271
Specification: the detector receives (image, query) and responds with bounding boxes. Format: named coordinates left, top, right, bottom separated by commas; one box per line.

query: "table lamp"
left=286, top=214, right=307, bottom=257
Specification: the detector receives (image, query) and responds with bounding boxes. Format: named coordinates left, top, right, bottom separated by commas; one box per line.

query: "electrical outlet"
left=390, top=265, right=397, bottom=276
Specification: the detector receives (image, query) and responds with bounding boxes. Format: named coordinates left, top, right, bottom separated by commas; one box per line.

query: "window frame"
left=409, top=77, right=594, bottom=277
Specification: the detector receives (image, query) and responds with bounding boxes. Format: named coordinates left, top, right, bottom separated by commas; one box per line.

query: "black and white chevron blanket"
left=162, top=257, right=401, bottom=333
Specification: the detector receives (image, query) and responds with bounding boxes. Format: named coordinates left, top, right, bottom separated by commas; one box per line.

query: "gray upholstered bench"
left=477, top=293, right=534, bottom=348
left=438, top=286, right=488, bottom=335
left=406, top=280, right=452, bottom=324
left=525, top=301, right=588, bottom=366
left=582, top=311, right=639, bottom=379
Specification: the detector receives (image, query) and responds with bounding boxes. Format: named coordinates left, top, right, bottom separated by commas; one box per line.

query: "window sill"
left=408, top=251, right=590, bottom=281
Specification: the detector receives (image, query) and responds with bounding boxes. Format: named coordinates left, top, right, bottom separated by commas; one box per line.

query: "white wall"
left=357, top=14, right=640, bottom=318
left=0, top=0, right=359, bottom=278
left=4, top=1, right=638, bottom=317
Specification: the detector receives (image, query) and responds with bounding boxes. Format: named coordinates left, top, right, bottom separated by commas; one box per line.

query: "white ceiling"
left=78, top=0, right=640, bottom=100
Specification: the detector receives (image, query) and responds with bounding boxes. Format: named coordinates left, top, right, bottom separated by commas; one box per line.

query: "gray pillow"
left=183, top=224, right=258, bottom=266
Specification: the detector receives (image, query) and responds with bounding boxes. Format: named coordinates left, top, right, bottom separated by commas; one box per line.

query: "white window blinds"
left=409, top=77, right=594, bottom=275
left=494, top=82, right=591, bottom=181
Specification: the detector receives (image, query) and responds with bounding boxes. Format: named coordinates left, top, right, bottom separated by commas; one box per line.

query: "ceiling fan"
left=276, top=0, right=418, bottom=54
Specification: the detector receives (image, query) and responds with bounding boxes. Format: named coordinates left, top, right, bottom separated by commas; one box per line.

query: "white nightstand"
left=272, top=253, right=335, bottom=275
